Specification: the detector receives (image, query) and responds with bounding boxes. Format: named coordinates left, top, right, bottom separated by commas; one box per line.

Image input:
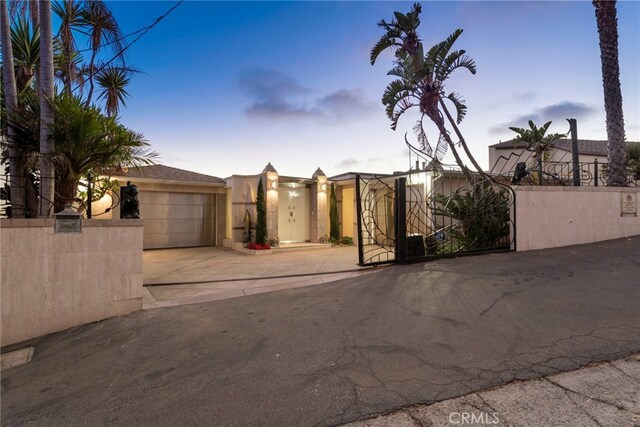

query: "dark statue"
left=120, top=181, right=140, bottom=219
left=511, top=162, right=529, bottom=185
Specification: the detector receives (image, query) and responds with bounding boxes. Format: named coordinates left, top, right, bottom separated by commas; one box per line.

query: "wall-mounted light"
left=269, top=180, right=277, bottom=190
left=54, top=204, right=82, bottom=233
left=320, top=183, right=327, bottom=192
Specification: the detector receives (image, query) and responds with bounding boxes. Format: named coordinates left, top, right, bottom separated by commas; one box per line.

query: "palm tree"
left=95, top=65, right=134, bottom=117
left=10, top=18, right=39, bottom=93
left=370, top=2, right=422, bottom=65
left=373, top=11, right=483, bottom=181
left=38, top=0, right=55, bottom=216
left=81, top=0, right=124, bottom=107
left=1, top=0, right=25, bottom=217
left=52, top=0, right=84, bottom=96
left=10, top=95, right=157, bottom=212
left=593, top=0, right=627, bottom=186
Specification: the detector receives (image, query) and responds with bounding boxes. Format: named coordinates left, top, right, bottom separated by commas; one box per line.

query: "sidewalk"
left=347, top=354, right=640, bottom=426
left=143, top=245, right=387, bottom=308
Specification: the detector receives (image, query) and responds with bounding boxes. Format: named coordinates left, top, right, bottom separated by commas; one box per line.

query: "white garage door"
left=140, top=191, right=215, bottom=249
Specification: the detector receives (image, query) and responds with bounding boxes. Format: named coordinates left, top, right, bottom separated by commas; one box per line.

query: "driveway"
left=142, top=245, right=385, bottom=308
left=2, top=237, right=639, bottom=426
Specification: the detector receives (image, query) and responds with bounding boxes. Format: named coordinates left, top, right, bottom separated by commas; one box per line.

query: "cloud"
left=318, top=89, right=376, bottom=120
left=237, top=67, right=312, bottom=102
left=245, top=101, right=325, bottom=121
left=488, top=101, right=597, bottom=135
left=238, top=67, right=375, bottom=123
left=335, top=158, right=359, bottom=169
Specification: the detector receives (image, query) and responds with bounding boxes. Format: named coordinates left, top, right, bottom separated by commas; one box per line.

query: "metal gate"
left=356, top=165, right=516, bottom=266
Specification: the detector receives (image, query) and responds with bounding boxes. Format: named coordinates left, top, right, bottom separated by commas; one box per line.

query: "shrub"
left=329, top=183, right=340, bottom=241
left=256, top=177, right=267, bottom=245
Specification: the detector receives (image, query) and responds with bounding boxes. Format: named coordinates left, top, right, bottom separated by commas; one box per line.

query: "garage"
left=112, top=165, right=226, bottom=249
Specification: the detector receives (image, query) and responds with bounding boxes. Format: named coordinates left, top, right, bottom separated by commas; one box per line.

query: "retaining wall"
left=514, top=186, right=639, bottom=251
left=1, top=219, right=143, bottom=347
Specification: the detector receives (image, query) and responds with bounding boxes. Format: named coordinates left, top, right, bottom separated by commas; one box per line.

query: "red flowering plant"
left=247, top=243, right=271, bottom=250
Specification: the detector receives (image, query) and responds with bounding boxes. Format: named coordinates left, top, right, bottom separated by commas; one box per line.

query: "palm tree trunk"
left=439, top=99, right=489, bottom=178
left=85, top=49, right=98, bottom=106
left=428, top=113, right=474, bottom=182
left=1, top=0, right=25, bottom=217
left=593, top=0, right=627, bottom=186
left=38, top=0, right=55, bottom=216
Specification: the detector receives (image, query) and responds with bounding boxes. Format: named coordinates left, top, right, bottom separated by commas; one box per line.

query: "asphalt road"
left=2, top=237, right=640, bottom=426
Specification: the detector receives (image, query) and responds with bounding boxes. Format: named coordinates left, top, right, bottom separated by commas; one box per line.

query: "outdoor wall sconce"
left=54, top=204, right=82, bottom=233
left=269, top=180, right=277, bottom=190
left=320, top=183, right=327, bottom=192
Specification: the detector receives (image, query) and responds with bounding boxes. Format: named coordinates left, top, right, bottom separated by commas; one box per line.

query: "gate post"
left=395, top=177, right=407, bottom=264
left=355, top=174, right=365, bottom=266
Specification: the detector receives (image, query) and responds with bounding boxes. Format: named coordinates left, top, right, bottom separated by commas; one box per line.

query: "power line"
left=71, top=0, right=183, bottom=92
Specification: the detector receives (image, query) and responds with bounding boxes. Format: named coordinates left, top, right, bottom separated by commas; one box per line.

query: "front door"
left=278, top=186, right=310, bottom=243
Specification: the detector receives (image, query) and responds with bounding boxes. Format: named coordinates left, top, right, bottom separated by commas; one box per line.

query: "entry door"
left=278, top=187, right=310, bottom=243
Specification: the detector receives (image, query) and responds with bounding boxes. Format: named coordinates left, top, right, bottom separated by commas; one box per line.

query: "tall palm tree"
left=52, top=0, right=84, bottom=96
left=81, top=0, right=124, bottom=106
left=38, top=0, right=55, bottom=216
left=1, top=0, right=25, bottom=217
left=593, top=0, right=627, bottom=186
left=95, top=65, right=134, bottom=117
left=10, top=18, right=39, bottom=93
left=373, top=12, right=483, bottom=181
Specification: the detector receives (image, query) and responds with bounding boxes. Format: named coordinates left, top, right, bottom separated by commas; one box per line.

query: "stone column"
left=310, top=167, right=328, bottom=242
left=262, top=163, right=279, bottom=245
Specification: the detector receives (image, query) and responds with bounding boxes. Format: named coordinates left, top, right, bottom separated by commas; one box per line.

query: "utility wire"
left=71, top=0, right=183, bottom=92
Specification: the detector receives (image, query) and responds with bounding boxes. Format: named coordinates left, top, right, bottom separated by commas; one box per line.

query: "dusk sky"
left=105, top=1, right=640, bottom=179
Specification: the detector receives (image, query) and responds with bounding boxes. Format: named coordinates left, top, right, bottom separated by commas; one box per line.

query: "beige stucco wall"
left=1, top=219, right=143, bottom=347
left=515, top=186, right=639, bottom=251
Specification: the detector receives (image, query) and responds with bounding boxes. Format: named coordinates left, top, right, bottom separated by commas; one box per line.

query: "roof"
left=113, top=165, right=225, bottom=185
left=490, top=138, right=639, bottom=157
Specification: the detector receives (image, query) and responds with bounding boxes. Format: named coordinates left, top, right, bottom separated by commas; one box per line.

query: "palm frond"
left=444, top=92, right=468, bottom=124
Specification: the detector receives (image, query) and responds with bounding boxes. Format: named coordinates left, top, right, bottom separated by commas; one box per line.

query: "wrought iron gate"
left=356, top=164, right=516, bottom=266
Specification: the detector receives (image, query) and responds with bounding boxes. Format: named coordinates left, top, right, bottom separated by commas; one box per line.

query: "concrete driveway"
left=2, top=237, right=639, bottom=426
left=143, top=245, right=386, bottom=308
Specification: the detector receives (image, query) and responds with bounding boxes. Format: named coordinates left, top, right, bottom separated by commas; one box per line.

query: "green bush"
left=255, top=178, right=267, bottom=245
left=433, top=182, right=510, bottom=250
left=329, top=183, right=339, bottom=241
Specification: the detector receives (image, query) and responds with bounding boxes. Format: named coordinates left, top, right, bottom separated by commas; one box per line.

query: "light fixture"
left=54, top=204, right=82, bottom=233
left=269, top=180, right=277, bottom=190
left=320, top=183, right=327, bottom=192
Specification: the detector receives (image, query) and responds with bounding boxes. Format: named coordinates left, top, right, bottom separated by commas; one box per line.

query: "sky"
left=103, top=0, right=640, bottom=179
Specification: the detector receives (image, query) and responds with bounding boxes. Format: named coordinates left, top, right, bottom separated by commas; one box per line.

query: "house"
left=91, top=161, right=477, bottom=251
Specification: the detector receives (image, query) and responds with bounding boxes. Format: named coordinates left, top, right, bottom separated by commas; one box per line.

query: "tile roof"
left=490, top=138, right=639, bottom=156
left=114, top=165, right=225, bottom=185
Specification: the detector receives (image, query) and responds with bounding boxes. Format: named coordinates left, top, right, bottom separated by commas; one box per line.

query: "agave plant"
left=433, top=182, right=511, bottom=250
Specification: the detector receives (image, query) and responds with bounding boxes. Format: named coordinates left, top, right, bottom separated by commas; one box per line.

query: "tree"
left=593, top=0, right=627, bottom=186
left=508, top=120, right=566, bottom=161
left=96, top=65, right=134, bottom=117
left=81, top=0, right=124, bottom=107
left=38, top=0, right=55, bottom=216
left=372, top=5, right=484, bottom=181
left=329, top=183, right=339, bottom=241
left=255, top=177, right=267, bottom=245
left=10, top=95, right=156, bottom=212
left=1, top=0, right=25, bottom=217
left=52, top=0, right=83, bottom=96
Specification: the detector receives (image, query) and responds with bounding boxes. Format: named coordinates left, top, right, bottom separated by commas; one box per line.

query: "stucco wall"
left=1, top=219, right=143, bottom=347
left=515, top=186, right=639, bottom=251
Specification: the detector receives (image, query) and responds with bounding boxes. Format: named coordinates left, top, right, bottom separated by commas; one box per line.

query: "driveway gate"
left=356, top=166, right=516, bottom=266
